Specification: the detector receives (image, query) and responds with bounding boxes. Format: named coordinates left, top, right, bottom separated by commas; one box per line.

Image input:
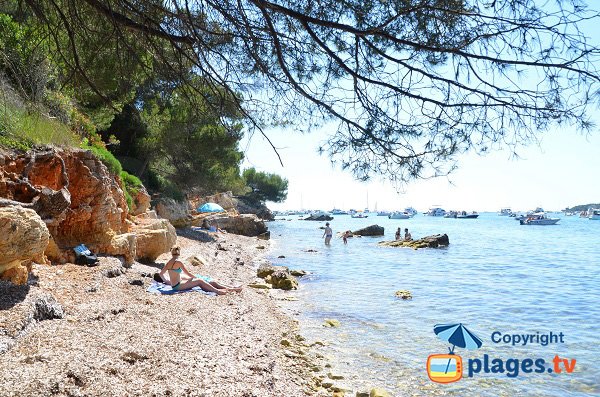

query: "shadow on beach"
left=176, top=227, right=218, bottom=243
left=0, top=279, right=31, bottom=311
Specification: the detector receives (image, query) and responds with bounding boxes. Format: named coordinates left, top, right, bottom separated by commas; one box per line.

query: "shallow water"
left=267, top=213, right=600, bottom=396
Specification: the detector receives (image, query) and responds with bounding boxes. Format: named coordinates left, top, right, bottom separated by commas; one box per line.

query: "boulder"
left=132, top=218, right=177, bottom=262
left=257, top=264, right=289, bottom=278
left=304, top=214, right=333, bottom=221
left=379, top=234, right=449, bottom=249
left=191, top=191, right=275, bottom=220
left=353, top=225, right=385, bottom=236
left=99, top=233, right=137, bottom=266
left=129, top=184, right=151, bottom=216
left=154, top=198, right=192, bottom=228
left=323, top=319, right=341, bottom=327
left=193, top=213, right=268, bottom=237
left=0, top=206, right=50, bottom=285
left=269, top=270, right=298, bottom=290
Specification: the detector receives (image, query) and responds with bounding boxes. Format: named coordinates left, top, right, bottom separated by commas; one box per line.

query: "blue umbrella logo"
left=434, top=323, right=483, bottom=353
left=432, top=323, right=483, bottom=376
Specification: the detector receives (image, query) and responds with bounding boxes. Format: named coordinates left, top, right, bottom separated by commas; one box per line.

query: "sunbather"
left=158, top=246, right=241, bottom=295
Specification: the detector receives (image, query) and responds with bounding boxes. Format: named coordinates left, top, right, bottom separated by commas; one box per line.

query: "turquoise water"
left=267, top=213, right=600, bottom=396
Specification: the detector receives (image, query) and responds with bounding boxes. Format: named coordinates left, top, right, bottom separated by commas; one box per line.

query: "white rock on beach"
left=0, top=206, right=49, bottom=285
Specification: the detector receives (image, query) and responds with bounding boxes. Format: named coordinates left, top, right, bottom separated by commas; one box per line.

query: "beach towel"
left=146, top=281, right=216, bottom=296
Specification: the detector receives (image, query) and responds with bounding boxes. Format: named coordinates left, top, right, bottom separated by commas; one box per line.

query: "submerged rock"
left=370, top=388, right=391, bottom=397
left=323, top=319, right=341, bottom=327
left=379, top=233, right=449, bottom=249
left=353, top=225, right=384, bottom=236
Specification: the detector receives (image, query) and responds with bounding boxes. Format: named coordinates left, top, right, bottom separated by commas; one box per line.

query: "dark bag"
left=73, top=244, right=99, bottom=266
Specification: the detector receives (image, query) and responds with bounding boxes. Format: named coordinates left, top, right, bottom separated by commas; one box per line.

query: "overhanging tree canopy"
left=18, top=0, right=600, bottom=183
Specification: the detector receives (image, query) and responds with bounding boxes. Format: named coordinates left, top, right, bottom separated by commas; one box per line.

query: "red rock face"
left=0, top=149, right=128, bottom=248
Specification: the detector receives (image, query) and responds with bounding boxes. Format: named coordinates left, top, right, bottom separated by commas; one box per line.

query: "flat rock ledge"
left=379, top=234, right=449, bottom=249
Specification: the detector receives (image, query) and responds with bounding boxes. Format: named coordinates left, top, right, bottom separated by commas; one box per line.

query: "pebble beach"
left=0, top=231, right=318, bottom=397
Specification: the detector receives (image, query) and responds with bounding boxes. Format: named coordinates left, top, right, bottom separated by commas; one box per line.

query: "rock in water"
left=256, top=264, right=289, bottom=278
left=370, top=388, right=391, bottom=397
left=395, top=290, right=413, bottom=300
left=0, top=207, right=50, bottom=285
left=353, top=225, right=385, bottom=236
left=378, top=234, right=449, bottom=249
left=323, top=319, right=341, bottom=327
left=303, top=214, right=334, bottom=221
left=269, top=270, right=298, bottom=290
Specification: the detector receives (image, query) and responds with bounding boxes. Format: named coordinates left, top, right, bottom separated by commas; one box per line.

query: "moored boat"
left=519, top=213, right=560, bottom=225
left=589, top=209, right=600, bottom=220
left=388, top=211, right=410, bottom=219
left=499, top=208, right=512, bottom=216
left=457, top=211, right=479, bottom=219
left=377, top=211, right=391, bottom=216
left=426, top=207, right=446, bottom=216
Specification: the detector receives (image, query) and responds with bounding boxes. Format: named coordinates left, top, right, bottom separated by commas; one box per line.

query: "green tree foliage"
left=14, top=0, right=600, bottom=185
left=242, top=168, right=288, bottom=203
left=135, top=82, right=247, bottom=195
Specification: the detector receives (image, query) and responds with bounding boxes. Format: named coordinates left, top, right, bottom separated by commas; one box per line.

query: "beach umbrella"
left=434, top=323, right=483, bottom=351
left=198, top=202, right=225, bottom=212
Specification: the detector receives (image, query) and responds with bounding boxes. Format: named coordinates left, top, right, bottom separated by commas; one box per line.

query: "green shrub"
left=82, top=142, right=122, bottom=175
left=120, top=170, right=143, bottom=195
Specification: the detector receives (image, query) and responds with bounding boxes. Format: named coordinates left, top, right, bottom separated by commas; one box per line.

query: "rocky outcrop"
left=130, top=185, right=151, bottom=216
left=256, top=263, right=299, bottom=290
left=0, top=207, right=50, bottom=285
left=0, top=148, right=173, bottom=268
left=353, top=224, right=384, bottom=236
left=193, top=213, right=268, bottom=238
left=154, top=198, right=192, bottom=228
left=268, top=270, right=298, bottom=290
left=304, top=214, right=334, bottom=221
left=191, top=191, right=274, bottom=220
left=233, top=196, right=274, bottom=221
left=379, top=234, right=450, bottom=249
left=132, top=218, right=177, bottom=262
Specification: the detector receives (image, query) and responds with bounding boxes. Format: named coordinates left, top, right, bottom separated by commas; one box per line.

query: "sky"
left=241, top=124, right=600, bottom=213
left=240, top=4, right=600, bottom=213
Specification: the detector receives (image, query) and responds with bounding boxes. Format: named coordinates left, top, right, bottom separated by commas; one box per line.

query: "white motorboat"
left=404, top=207, right=417, bottom=217
left=426, top=207, right=446, bottom=216
left=377, top=211, right=391, bottom=216
left=499, top=208, right=512, bottom=216
left=388, top=211, right=410, bottom=219
left=331, top=209, right=349, bottom=215
left=352, top=213, right=368, bottom=218
left=519, top=213, right=560, bottom=225
left=589, top=209, right=600, bottom=220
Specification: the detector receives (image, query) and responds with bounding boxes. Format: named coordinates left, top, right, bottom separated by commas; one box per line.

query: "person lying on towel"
left=158, top=246, right=241, bottom=295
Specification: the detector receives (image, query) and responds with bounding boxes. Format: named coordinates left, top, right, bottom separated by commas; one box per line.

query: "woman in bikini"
left=159, top=246, right=242, bottom=295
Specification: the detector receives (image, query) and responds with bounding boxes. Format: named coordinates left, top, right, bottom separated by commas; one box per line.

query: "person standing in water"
left=323, top=222, right=333, bottom=245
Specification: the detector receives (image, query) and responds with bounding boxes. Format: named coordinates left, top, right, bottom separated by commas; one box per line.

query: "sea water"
left=266, top=213, right=600, bottom=396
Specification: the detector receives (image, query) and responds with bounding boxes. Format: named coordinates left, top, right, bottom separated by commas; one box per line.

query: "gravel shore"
left=0, top=230, right=317, bottom=396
